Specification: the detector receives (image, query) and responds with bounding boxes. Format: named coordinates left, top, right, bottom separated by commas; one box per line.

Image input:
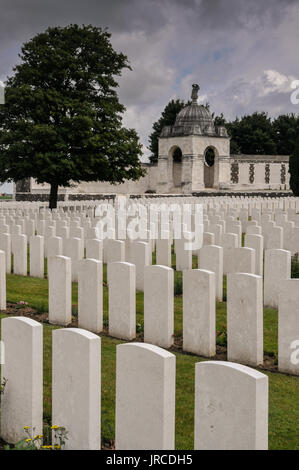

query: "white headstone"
left=86, top=238, right=103, bottom=261
left=175, top=236, right=192, bottom=271
left=245, top=234, right=263, bottom=276
left=0, top=250, right=6, bottom=309
left=0, top=233, right=11, bottom=273
left=227, top=273, right=263, bottom=366
left=108, top=262, right=136, bottom=340
left=264, top=249, right=291, bottom=308
left=29, top=235, right=44, bottom=278
left=116, top=343, right=175, bottom=450
left=64, top=237, right=83, bottom=282
left=11, top=233, right=27, bottom=276
left=47, top=236, right=63, bottom=258
left=156, top=235, right=171, bottom=267
left=106, top=239, right=125, bottom=263
left=78, top=258, right=103, bottom=333
left=183, top=269, right=215, bottom=356
left=198, top=245, right=223, bottom=301
left=131, top=241, right=149, bottom=292
left=0, top=317, right=43, bottom=444
left=52, top=328, right=101, bottom=450
left=48, top=255, right=72, bottom=325
left=194, top=361, right=268, bottom=450
left=144, top=265, right=174, bottom=348
left=278, top=279, right=299, bottom=376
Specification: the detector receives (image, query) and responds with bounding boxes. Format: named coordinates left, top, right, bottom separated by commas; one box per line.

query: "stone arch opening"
left=204, top=146, right=216, bottom=188
left=170, top=146, right=182, bottom=188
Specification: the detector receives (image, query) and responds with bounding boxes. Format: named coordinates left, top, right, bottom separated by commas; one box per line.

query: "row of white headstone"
left=204, top=209, right=299, bottom=255
left=0, top=239, right=297, bottom=375
left=0, top=223, right=296, bottom=304
left=0, top=197, right=298, bottom=274
left=0, top=316, right=268, bottom=450
left=2, top=193, right=298, bottom=209
left=45, top=254, right=299, bottom=375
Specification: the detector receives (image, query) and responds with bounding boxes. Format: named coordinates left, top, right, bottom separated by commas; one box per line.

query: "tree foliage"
left=272, top=114, right=299, bottom=155
left=226, top=112, right=277, bottom=155
left=0, top=24, right=145, bottom=208
left=148, top=99, right=190, bottom=164
left=224, top=112, right=299, bottom=156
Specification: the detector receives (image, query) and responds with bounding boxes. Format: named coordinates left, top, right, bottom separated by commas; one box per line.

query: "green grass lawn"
left=0, top=315, right=298, bottom=450
left=1, top=250, right=299, bottom=449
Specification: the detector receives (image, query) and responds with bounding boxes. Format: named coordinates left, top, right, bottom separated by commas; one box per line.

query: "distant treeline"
left=214, top=111, right=299, bottom=156
left=148, top=99, right=299, bottom=163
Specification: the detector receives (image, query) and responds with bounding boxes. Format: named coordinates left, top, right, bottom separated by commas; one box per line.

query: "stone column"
left=191, top=154, right=205, bottom=190
left=157, top=155, right=169, bottom=193
left=218, top=155, right=231, bottom=189
left=181, top=154, right=193, bottom=194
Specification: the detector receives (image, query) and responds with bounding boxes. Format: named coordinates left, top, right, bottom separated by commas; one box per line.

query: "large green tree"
left=148, top=99, right=190, bottom=164
left=226, top=112, right=277, bottom=155
left=272, top=114, right=299, bottom=155
left=289, top=136, right=299, bottom=196
left=0, top=24, right=145, bottom=208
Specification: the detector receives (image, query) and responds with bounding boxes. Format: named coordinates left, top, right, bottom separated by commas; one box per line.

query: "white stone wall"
left=30, top=165, right=159, bottom=195
left=26, top=154, right=289, bottom=195
left=230, top=160, right=290, bottom=190
left=255, top=163, right=265, bottom=187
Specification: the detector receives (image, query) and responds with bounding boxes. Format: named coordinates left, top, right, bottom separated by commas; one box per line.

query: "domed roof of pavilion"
left=175, top=102, right=214, bottom=132
left=160, top=84, right=228, bottom=138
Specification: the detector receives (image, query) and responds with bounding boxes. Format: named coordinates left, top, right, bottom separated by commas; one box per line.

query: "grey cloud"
left=0, top=0, right=298, bottom=154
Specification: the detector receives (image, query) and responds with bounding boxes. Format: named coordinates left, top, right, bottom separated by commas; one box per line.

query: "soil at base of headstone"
left=1, top=303, right=279, bottom=374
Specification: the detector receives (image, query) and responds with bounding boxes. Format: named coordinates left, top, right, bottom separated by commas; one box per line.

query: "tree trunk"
left=49, top=182, right=59, bottom=210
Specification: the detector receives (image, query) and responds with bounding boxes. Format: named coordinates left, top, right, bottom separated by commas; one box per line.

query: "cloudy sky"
left=0, top=0, right=298, bottom=165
